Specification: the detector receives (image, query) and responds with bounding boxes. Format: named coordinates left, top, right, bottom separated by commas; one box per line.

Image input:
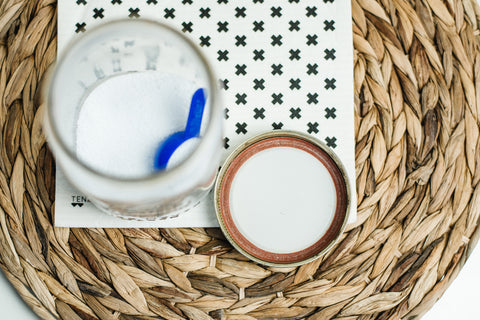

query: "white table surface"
left=0, top=245, right=479, bottom=319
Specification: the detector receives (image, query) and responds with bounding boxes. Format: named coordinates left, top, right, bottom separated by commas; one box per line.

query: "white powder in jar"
left=75, top=71, right=198, bottom=179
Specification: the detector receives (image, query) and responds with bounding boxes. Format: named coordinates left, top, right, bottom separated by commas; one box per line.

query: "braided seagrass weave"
left=1, top=0, right=480, bottom=319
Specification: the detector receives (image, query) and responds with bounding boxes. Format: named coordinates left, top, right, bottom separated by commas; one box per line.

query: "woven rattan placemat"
left=2, top=0, right=480, bottom=319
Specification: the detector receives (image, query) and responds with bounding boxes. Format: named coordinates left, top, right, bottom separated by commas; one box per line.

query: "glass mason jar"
left=44, top=20, right=223, bottom=220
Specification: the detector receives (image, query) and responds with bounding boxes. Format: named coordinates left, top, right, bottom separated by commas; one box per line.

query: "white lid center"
left=229, top=146, right=337, bottom=254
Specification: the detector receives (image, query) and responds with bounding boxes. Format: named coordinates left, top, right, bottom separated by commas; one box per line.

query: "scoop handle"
left=184, top=88, right=206, bottom=139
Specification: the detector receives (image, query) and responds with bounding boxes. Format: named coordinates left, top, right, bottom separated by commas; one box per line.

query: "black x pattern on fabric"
left=290, top=78, right=301, bottom=90
left=70, top=1, right=344, bottom=159
left=253, top=20, right=264, bottom=32
left=164, top=8, right=175, bottom=19
left=289, top=49, right=301, bottom=60
left=253, top=49, right=265, bottom=61
left=199, top=35, right=211, bottom=47
left=199, top=7, right=211, bottom=18
left=235, top=7, right=246, bottom=17
left=289, top=20, right=300, bottom=31
left=325, top=107, right=337, bottom=119
left=93, top=8, right=104, bottom=19
left=75, top=22, right=86, bottom=33
left=324, top=48, right=336, bottom=60
left=253, top=79, right=265, bottom=90
left=128, top=7, right=140, bottom=18
left=254, top=108, right=266, bottom=119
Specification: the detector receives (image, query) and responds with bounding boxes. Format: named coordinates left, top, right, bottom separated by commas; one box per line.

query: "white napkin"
left=55, top=0, right=357, bottom=227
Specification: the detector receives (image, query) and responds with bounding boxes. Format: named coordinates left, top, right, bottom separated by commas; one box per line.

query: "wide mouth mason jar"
left=44, top=19, right=223, bottom=220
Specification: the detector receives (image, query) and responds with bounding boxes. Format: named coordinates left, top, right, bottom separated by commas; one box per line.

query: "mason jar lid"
left=214, top=130, right=350, bottom=267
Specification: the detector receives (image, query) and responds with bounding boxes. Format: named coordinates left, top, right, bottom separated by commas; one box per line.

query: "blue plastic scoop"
left=154, top=88, right=206, bottom=170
